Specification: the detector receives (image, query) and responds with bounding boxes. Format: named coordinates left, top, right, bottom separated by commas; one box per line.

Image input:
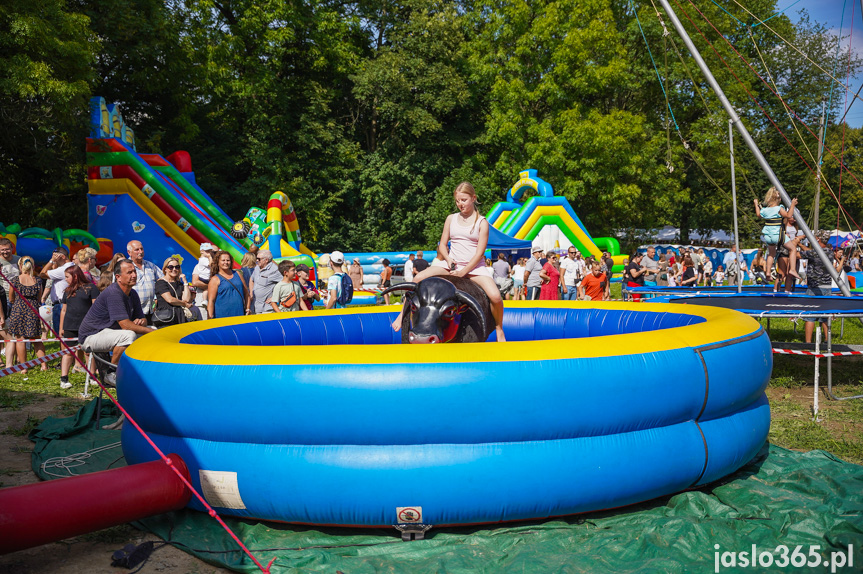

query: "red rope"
left=674, top=0, right=863, bottom=234
left=0, top=268, right=273, bottom=573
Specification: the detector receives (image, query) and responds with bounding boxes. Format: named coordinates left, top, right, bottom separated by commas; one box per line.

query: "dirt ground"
left=0, top=379, right=860, bottom=573
left=0, top=394, right=230, bottom=574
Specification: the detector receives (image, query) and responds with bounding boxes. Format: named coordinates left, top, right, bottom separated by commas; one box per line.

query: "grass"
left=3, top=414, right=42, bottom=437
left=0, top=341, right=94, bottom=402
left=0, top=387, right=43, bottom=410
left=756, top=315, right=863, bottom=465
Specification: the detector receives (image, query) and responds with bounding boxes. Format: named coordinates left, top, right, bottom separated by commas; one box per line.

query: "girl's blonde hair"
left=454, top=181, right=481, bottom=232
left=76, top=247, right=97, bottom=265
left=763, top=187, right=780, bottom=205
left=19, top=256, right=34, bottom=276
left=240, top=251, right=256, bottom=268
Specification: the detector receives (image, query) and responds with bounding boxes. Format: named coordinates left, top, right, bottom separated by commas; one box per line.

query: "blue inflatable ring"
left=120, top=301, right=771, bottom=527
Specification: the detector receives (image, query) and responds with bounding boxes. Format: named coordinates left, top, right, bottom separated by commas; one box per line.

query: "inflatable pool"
left=119, top=301, right=771, bottom=527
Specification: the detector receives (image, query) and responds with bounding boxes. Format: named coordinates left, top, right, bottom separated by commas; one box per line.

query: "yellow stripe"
left=126, top=301, right=760, bottom=367
left=88, top=178, right=200, bottom=257
left=513, top=206, right=601, bottom=258
left=492, top=210, right=512, bottom=228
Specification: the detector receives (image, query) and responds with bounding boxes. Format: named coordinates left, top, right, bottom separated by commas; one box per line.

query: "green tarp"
left=29, top=400, right=863, bottom=573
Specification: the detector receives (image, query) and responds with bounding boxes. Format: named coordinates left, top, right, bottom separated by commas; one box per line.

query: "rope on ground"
left=41, top=442, right=123, bottom=478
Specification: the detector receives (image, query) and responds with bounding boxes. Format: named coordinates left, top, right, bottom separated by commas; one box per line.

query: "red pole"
left=0, top=455, right=192, bottom=555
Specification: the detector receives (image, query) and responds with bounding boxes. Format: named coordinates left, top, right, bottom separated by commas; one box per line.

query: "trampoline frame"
left=636, top=290, right=863, bottom=418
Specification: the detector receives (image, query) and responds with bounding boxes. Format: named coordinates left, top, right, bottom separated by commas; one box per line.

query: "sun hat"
left=532, top=244, right=543, bottom=253
left=200, top=242, right=216, bottom=252
left=330, top=250, right=344, bottom=265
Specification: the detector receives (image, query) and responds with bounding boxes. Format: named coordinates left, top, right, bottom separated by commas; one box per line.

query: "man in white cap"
left=190, top=243, right=216, bottom=319
left=524, top=245, right=544, bottom=300
left=325, top=250, right=346, bottom=309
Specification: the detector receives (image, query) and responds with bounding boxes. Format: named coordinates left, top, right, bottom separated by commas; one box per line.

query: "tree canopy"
left=1, top=0, right=861, bottom=252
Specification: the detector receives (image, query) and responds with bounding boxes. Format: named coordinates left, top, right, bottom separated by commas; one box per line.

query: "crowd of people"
left=1, top=198, right=861, bottom=388
left=480, top=245, right=614, bottom=302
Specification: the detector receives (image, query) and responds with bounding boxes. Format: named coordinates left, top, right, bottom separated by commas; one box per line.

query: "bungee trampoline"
left=643, top=291, right=863, bottom=315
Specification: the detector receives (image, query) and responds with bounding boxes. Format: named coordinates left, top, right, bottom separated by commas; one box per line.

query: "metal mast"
left=814, top=97, right=827, bottom=231
left=729, top=120, right=742, bottom=293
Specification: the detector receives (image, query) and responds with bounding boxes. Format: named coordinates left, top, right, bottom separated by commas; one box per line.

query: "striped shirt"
left=131, top=260, right=164, bottom=315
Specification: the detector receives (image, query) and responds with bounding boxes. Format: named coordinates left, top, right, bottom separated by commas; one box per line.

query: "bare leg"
left=469, top=274, right=506, bottom=342
left=4, top=338, right=12, bottom=369
left=35, top=342, right=46, bottom=371
left=15, top=342, right=26, bottom=374
left=775, top=256, right=788, bottom=292
left=765, top=245, right=776, bottom=281
left=391, top=266, right=449, bottom=331
left=111, top=345, right=127, bottom=365
left=61, top=352, right=74, bottom=377
left=785, top=242, right=799, bottom=279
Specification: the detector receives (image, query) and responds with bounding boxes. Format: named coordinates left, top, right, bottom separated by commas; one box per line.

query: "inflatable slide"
left=86, top=98, right=312, bottom=276
left=486, top=170, right=624, bottom=271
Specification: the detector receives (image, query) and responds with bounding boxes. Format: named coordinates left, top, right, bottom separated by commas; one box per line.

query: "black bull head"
left=381, top=276, right=494, bottom=343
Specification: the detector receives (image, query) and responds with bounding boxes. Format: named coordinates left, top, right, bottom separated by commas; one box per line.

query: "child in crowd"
left=755, top=187, right=799, bottom=281
left=392, top=181, right=505, bottom=341
left=267, top=261, right=302, bottom=312
left=713, top=265, right=725, bottom=286
left=296, top=264, right=320, bottom=310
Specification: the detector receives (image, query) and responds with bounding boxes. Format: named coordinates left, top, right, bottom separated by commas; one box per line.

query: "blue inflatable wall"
left=120, top=301, right=771, bottom=527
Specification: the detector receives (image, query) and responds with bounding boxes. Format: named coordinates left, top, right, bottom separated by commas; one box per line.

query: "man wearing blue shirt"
left=79, top=260, right=154, bottom=368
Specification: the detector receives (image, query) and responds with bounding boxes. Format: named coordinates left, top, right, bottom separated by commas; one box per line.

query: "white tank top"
left=449, top=214, right=486, bottom=273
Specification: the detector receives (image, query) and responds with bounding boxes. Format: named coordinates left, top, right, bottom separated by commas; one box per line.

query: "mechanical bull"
left=381, top=276, right=495, bottom=343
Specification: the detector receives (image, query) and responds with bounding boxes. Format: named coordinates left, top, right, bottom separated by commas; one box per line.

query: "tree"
left=0, top=0, right=97, bottom=227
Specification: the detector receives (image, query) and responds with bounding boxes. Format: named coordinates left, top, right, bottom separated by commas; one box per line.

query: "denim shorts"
left=805, top=286, right=830, bottom=323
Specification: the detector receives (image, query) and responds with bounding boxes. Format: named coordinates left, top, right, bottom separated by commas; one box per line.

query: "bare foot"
left=788, top=269, right=800, bottom=279
left=495, top=326, right=506, bottom=342
left=392, top=315, right=402, bottom=332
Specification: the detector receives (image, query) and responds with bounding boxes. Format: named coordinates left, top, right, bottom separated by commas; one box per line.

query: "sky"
left=786, top=0, right=863, bottom=127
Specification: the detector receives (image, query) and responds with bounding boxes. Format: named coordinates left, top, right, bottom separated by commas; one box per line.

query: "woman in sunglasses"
left=152, top=256, right=194, bottom=328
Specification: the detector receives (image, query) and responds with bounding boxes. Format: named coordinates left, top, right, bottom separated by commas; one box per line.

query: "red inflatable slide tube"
left=0, top=455, right=192, bottom=555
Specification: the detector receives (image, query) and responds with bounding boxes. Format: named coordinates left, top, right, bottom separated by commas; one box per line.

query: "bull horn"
left=454, top=291, right=487, bottom=327
left=381, top=282, right=417, bottom=297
